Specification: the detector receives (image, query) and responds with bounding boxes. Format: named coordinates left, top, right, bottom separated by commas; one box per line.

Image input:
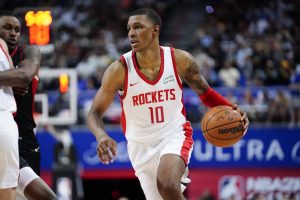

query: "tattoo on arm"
left=185, top=59, right=208, bottom=94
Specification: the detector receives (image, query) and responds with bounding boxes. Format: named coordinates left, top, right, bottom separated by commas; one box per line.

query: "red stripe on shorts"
left=180, top=121, right=194, bottom=165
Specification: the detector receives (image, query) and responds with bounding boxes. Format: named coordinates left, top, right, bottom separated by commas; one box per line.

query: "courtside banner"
left=190, top=127, right=300, bottom=168
left=37, top=127, right=300, bottom=170
left=188, top=168, right=300, bottom=200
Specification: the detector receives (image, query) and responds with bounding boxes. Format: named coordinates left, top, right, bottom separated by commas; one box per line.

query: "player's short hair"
left=130, top=8, right=162, bottom=27
left=0, top=11, right=16, bottom=18
left=0, top=11, right=22, bottom=27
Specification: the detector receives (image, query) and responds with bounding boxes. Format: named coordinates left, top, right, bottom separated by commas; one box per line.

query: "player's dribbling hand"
left=232, top=104, right=249, bottom=134
left=96, top=135, right=117, bottom=165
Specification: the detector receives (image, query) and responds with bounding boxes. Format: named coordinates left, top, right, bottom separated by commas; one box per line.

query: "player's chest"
left=139, top=67, right=160, bottom=81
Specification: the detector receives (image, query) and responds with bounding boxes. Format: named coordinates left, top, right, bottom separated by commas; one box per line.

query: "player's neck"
left=136, top=45, right=160, bottom=70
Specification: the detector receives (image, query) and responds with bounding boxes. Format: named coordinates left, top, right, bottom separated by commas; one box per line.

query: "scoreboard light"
left=59, top=73, right=69, bottom=94
left=25, top=11, right=52, bottom=45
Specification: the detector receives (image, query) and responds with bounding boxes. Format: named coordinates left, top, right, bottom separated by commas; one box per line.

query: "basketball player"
left=0, top=37, right=19, bottom=200
left=87, top=8, right=249, bottom=200
left=0, top=12, right=56, bottom=200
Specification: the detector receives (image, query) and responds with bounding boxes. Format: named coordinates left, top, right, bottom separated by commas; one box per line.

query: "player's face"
left=127, top=15, right=158, bottom=52
left=0, top=16, right=21, bottom=53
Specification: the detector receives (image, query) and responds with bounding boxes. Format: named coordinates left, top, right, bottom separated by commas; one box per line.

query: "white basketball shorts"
left=127, top=133, right=193, bottom=200
left=0, top=111, right=19, bottom=189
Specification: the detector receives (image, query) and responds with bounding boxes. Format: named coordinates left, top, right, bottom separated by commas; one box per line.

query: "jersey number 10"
left=149, top=106, right=164, bottom=123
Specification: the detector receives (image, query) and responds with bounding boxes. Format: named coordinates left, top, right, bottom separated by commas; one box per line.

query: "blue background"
left=38, top=127, right=300, bottom=170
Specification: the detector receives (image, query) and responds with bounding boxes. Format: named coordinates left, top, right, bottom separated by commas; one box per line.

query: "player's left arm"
left=13, top=45, right=41, bottom=95
left=0, top=45, right=41, bottom=87
left=174, top=48, right=231, bottom=106
left=174, top=49, right=210, bottom=95
left=174, top=48, right=249, bottom=129
left=19, top=45, right=41, bottom=77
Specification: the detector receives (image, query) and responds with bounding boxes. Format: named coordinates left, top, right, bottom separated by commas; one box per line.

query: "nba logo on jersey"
left=218, top=175, right=245, bottom=200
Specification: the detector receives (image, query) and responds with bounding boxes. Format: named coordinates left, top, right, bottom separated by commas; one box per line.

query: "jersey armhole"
left=118, top=55, right=128, bottom=99
left=0, top=43, right=10, bottom=63
left=170, top=47, right=183, bottom=90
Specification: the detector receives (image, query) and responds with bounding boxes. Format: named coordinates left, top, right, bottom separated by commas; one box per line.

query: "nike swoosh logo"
left=130, top=82, right=139, bottom=86
left=30, top=147, right=40, bottom=152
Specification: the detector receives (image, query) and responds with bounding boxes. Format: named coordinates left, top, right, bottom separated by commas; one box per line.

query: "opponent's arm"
left=0, top=45, right=41, bottom=87
left=87, top=59, right=125, bottom=164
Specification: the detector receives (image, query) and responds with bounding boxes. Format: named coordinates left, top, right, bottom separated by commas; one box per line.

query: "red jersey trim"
left=170, top=48, right=186, bottom=116
left=119, top=56, right=128, bottom=100
left=10, top=46, right=18, bottom=57
left=120, top=100, right=126, bottom=135
left=170, top=47, right=183, bottom=90
left=181, top=94, right=187, bottom=117
left=31, top=76, right=39, bottom=121
left=20, top=45, right=25, bottom=60
left=119, top=56, right=128, bottom=134
left=0, top=43, right=10, bottom=63
left=132, top=47, right=164, bottom=85
left=11, top=45, right=25, bottom=60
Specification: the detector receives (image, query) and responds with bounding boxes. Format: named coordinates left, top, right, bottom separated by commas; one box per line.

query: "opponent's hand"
left=13, top=86, right=29, bottom=96
left=96, top=135, right=117, bottom=165
left=232, top=104, right=249, bottom=135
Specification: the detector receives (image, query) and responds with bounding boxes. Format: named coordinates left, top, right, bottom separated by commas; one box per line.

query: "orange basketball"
left=201, top=105, right=245, bottom=147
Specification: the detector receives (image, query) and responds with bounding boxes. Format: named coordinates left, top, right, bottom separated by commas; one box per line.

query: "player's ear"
left=152, top=25, right=160, bottom=37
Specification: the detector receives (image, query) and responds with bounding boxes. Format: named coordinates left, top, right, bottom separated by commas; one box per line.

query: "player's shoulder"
left=172, top=48, right=194, bottom=65
left=102, top=59, right=125, bottom=89
left=107, top=59, right=125, bottom=72
left=173, top=48, right=193, bottom=59
left=103, top=59, right=125, bottom=80
left=0, top=38, right=5, bottom=45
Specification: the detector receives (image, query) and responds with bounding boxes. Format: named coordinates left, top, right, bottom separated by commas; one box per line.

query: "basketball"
left=201, top=105, right=245, bottom=147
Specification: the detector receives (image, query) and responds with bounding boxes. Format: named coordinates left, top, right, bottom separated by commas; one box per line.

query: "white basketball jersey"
left=120, top=46, right=192, bottom=143
left=0, top=44, right=16, bottom=113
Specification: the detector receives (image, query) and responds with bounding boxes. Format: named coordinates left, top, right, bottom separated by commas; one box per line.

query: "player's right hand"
left=96, top=135, right=117, bottom=165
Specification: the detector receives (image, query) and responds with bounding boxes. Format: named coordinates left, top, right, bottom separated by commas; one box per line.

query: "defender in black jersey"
left=11, top=45, right=40, bottom=175
left=0, top=12, right=56, bottom=200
